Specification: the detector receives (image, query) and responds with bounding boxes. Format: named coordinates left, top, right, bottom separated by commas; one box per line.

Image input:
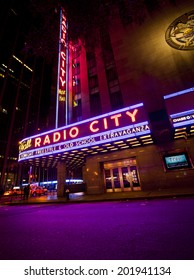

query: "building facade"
left=18, top=0, right=194, bottom=195
left=0, top=1, right=53, bottom=190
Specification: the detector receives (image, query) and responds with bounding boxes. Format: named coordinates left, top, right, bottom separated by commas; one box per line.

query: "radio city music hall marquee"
left=18, top=103, right=151, bottom=162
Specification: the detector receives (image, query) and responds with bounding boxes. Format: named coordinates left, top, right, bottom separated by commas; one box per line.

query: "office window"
left=88, top=66, right=97, bottom=76
left=72, top=62, right=80, bottom=75
left=73, top=99, right=82, bottom=122
left=90, top=93, right=101, bottom=117
left=89, top=75, right=98, bottom=89
left=87, top=51, right=96, bottom=69
left=110, top=91, right=123, bottom=110
left=106, top=67, right=118, bottom=81
left=72, top=42, right=81, bottom=59
left=72, top=77, right=81, bottom=94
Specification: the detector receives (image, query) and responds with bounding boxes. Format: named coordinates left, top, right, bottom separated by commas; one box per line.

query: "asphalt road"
left=0, top=197, right=194, bottom=260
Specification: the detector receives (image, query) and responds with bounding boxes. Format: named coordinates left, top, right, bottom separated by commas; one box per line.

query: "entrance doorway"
left=103, top=158, right=141, bottom=192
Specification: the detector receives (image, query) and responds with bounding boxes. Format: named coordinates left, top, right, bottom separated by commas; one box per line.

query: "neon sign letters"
left=18, top=103, right=151, bottom=161
left=59, top=9, right=67, bottom=102
left=170, top=110, right=194, bottom=127
left=34, top=109, right=138, bottom=147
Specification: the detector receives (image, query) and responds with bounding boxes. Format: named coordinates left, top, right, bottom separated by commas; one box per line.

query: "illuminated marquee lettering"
left=43, top=135, right=51, bottom=145
left=60, top=51, right=66, bottom=87
left=172, top=114, right=194, bottom=123
left=61, top=14, right=67, bottom=45
left=90, top=121, right=99, bottom=133
left=110, top=114, right=122, bottom=126
left=19, top=103, right=151, bottom=159
left=89, top=110, right=138, bottom=133
left=103, top=118, right=108, bottom=129
left=19, top=139, right=32, bottom=152
left=18, top=122, right=151, bottom=161
left=35, top=138, right=41, bottom=147
left=32, top=108, right=141, bottom=148
left=53, top=132, right=61, bottom=142
left=99, top=124, right=150, bottom=140
left=69, top=127, right=79, bottom=138
left=58, top=9, right=67, bottom=102
left=126, top=109, right=138, bottom=122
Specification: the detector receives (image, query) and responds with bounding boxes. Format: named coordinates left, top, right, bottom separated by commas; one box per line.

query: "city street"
left=0, top=197, right=194, bottom=260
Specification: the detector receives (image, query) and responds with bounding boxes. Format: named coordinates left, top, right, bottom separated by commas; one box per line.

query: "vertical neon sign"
left=55, top=7, right=68, bottom=128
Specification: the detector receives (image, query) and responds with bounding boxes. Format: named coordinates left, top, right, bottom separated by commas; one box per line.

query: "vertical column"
left=83, top=157, right=103, bottom=194
left=57, top=161, right=66, bottom=197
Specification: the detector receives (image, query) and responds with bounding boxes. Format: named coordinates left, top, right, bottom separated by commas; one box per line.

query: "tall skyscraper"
left=0, top=1, right=53, bottom=190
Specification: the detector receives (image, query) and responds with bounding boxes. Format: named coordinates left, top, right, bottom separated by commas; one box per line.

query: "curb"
left=2, top=191, right=194, bottom=206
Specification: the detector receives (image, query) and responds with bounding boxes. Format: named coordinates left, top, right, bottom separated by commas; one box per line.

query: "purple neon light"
left=170, top=109, right=194, bottom=118
left=170, top=109, right=194, bottom=128
left=164, top=87, right=194, bottom=100
left=173, top=120, right=194, bottom=128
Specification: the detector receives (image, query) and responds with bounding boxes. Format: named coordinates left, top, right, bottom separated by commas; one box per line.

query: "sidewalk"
left=1, top=186, right=194, bottom=205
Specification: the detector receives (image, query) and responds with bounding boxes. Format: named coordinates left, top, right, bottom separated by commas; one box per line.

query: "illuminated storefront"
left=18, top=103, right=153, bottom=194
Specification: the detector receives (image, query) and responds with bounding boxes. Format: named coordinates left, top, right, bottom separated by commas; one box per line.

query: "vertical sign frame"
left=55, top=7, right=68, bottom=128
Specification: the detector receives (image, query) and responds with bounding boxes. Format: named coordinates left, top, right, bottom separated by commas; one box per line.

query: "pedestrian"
left=25, top=184, right=30, bottom=199
left=65, top=188, right=70, bottom=200
left=23, top=186, right=27, bottom=199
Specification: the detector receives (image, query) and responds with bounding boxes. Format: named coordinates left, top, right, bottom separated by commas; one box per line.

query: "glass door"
left=104, top=169, right=112, bottom=190
left=121, top=167, right=131, bottom=188
left=112, top=168, right=121, bottom=189
left=104, top=158, right=141, bottom=192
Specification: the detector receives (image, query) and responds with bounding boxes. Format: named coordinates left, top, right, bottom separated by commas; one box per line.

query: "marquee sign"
left=55, top=7, right=68, bottom=128
left=58, top=9, right=67, bottom=102
left=164, top=87, right=194, bottom=128
left=18, top=103, right=151, bottom=162
left=170, top=109, right=194, bottom=127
